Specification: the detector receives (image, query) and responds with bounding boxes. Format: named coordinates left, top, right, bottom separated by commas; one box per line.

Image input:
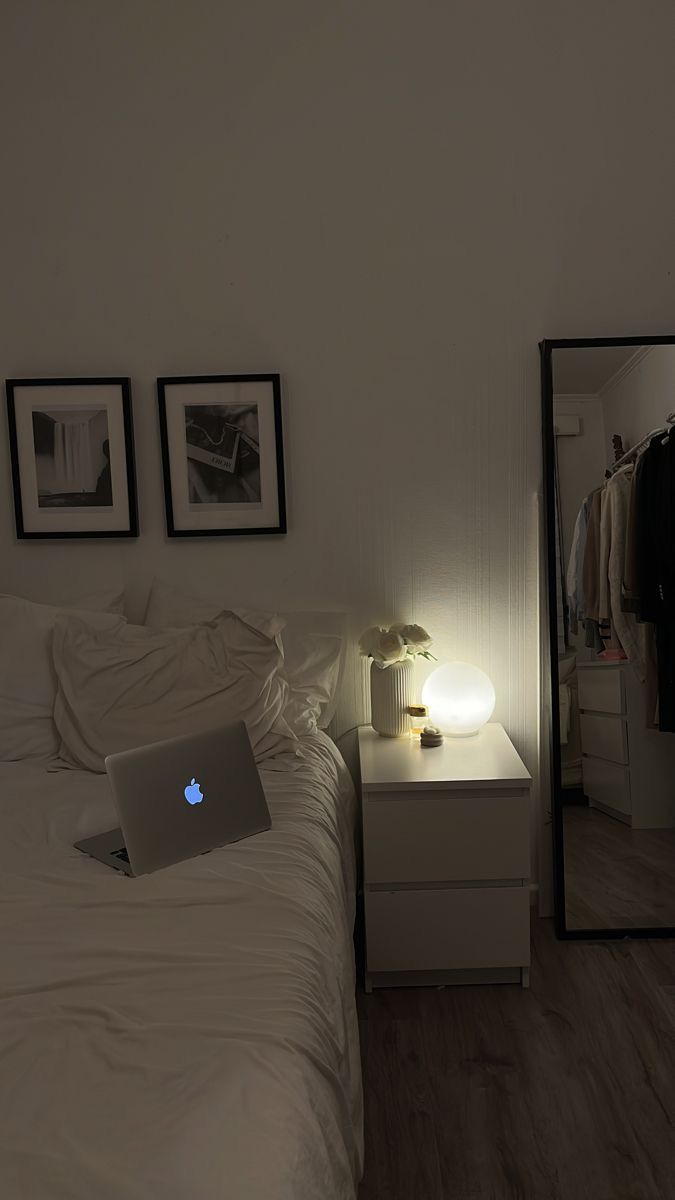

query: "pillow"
left=0, top=588, right=125, bottom=762
left=52, top=609, right=298, bottom=773
left=143, top=578, right=346, bottom=732
left=280, top=631, right=344, bottom=734
left=63, top=586, right=124, bottom=616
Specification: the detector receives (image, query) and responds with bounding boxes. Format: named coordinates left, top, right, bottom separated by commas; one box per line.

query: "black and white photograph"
left=158, top=374, right=285, bottom=536
left=184, top=402, right=261, bottom=505
left=5, top=377, right=138, bottom=538
left=32, top=408, right=113, bottom=508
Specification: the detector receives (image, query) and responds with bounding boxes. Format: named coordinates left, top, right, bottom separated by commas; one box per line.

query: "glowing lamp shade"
left=421, top=662, right=495, bottom=737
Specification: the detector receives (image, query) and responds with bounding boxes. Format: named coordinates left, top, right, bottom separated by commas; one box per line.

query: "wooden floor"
left=357, top=916, right=675, bottom=1200
left=563, top=806, right=675, bottom=929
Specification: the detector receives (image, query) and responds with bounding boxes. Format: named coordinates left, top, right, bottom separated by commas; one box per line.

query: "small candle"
left=407, top=704, right=429, bottom=736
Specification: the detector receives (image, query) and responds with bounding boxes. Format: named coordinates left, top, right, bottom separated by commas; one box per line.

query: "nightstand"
left=358, top=723, right=532, bottom=991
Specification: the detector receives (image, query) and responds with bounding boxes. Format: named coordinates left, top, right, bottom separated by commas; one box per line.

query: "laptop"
left=75, top=720, right=271, bottom=877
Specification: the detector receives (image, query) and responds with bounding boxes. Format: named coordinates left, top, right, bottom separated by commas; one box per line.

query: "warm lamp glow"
left=421, top=662, right=495, bottom=737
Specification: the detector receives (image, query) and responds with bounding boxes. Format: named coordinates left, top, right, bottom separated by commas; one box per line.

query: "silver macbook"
left=75, top=721, right=271, bottom=877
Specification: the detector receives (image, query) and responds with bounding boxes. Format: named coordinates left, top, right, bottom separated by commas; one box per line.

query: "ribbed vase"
left=370, top=658, right=414, bottom=737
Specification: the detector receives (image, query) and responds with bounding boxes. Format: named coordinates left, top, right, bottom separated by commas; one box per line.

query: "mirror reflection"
left=552, top=344, right=675, bottom=930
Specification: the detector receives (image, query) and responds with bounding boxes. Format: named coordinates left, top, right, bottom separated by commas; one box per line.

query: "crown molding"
left=598, top=346, right=654, bottom=397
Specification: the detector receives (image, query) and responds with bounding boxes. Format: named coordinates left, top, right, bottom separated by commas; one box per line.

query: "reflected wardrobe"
left=541, top=337, right=675, bottom=938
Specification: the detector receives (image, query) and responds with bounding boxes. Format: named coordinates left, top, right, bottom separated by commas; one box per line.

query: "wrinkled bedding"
left=0, top=732, right=363, bottom=1199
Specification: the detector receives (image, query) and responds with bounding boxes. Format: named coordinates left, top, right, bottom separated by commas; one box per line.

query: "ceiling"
left=552, top=346, right=641, bottom=395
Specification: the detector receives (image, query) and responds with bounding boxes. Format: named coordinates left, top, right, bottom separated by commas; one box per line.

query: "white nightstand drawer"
left=582, top=756, right=631, bottom=816
left=579, top=713, right=628, bottom=765
left=578, top=667, right=625, bottom=715
left=363, top=793, right=530, bottom=883
left=365, top=887, right=530, bottom=973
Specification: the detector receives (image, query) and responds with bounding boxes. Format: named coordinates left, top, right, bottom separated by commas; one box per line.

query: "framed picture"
left=5, top=377, right=138, bottom=539
left=157, top=373, right=286, bottom=537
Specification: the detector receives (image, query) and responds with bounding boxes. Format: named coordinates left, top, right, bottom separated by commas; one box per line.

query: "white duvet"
left=0, top=733, right=363, bottom=1200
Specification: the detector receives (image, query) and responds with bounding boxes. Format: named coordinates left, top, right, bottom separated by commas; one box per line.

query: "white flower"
left=360, top=622, right=434, bottom=665
left=359, top=626, right=384, bottom=657
left=391, top=622, right=432, bottom=654
left=371, top=630, right=408, bottom=668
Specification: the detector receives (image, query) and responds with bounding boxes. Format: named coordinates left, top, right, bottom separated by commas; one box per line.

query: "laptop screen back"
left=105, top=721, right=271, bottom=875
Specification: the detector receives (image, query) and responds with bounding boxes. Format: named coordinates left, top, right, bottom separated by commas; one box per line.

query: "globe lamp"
left=421, top=662, right=495, bottom=737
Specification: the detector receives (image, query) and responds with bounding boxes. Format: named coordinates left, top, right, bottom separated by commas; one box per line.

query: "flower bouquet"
left=359, top=623, right=435, bottom=669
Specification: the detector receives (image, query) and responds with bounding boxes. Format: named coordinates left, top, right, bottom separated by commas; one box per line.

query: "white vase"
left=370, top=658, right=414, bottom=737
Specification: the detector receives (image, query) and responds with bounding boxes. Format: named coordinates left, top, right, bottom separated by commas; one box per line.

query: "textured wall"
left=3, top=1, right=675, bottom=894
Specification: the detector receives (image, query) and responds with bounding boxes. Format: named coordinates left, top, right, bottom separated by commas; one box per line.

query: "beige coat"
left=600, top=467, right=647, bottom=681
left=582, top=489, right=602, bottom=622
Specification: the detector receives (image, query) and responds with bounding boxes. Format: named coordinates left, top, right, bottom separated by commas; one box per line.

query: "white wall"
left=3, top=1, right=675, bottom=894
left=601, top=346, right=675, bottom=454
left=553, top=397, right=606, bottom=583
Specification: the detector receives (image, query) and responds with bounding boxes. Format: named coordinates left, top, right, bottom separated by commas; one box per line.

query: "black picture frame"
left=157, top=373, right=286, bottom=537
left=5, top=376, right=138, bottom=539
left=540, top=334, right=675, bottom=941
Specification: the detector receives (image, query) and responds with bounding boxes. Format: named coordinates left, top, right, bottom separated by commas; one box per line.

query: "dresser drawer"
left=578, top=668, right=625, bottom=715
left=365, top=886, right=530, bottom=973
left=582, top=756, right=631, bottom=816
left=579, top=713, right=628, bottom=764
left=363, top=792, right=530, bottom=884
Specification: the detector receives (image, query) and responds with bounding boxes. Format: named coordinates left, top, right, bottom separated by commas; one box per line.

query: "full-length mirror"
left=542, top=337, right=675, bottom=937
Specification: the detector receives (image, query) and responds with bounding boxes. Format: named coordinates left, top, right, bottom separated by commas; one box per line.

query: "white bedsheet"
left=0, top=732, right=363, bottom=1200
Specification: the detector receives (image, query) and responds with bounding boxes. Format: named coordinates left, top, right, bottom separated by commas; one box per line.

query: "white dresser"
left=578, top=661, right=675, bottom=829
left=358, top=723, right=532, bottom=991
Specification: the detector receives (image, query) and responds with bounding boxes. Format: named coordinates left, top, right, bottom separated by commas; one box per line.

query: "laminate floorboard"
left=563, top=807, right=675, bottom=929
left=357, top=917, right=675, bottom=1200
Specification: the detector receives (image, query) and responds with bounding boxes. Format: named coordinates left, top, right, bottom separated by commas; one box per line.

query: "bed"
left=0, top=731, right=363, bottom=1198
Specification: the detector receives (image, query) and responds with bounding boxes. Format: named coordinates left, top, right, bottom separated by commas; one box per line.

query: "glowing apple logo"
left=184, top=778, right=204, bottom=806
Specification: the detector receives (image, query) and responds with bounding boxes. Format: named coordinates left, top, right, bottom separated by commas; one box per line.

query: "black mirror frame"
left=540, top=334, right=675, bottom=940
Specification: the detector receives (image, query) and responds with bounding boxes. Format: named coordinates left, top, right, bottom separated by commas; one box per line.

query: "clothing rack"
left=607, top=411, right=675, bottom=477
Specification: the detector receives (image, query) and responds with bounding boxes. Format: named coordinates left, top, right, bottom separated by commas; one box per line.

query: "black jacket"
left=636, top=430, right=675, bottom=623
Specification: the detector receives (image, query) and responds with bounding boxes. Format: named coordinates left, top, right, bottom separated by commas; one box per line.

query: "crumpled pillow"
left=52, top=608, right=299, bottom=773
